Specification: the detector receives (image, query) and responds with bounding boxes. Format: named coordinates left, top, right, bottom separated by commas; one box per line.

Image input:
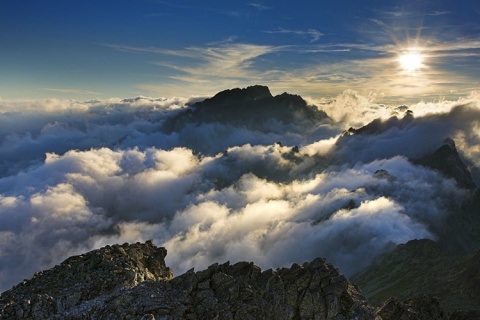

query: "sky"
left=1, top=0, right=480, bottom=103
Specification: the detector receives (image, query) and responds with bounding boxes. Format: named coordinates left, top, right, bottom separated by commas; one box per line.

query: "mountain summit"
left=414, top=137, right=476, bottom=190
left=163, top=85, right=330, bottom=132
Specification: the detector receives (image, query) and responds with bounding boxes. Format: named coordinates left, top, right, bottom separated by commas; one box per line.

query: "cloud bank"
left=0, top=90, right=478, bottom=292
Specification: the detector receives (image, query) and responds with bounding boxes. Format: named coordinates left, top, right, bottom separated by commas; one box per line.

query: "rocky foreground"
left=0, top=241, right=455, bottom=320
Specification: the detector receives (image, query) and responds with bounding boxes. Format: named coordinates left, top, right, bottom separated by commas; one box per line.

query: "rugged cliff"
left=0, top=241, right=450, bottom=320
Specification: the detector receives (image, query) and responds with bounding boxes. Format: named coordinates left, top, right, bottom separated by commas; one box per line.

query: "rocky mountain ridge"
left=0, top=241, right=453, bottom=320
left=163, top=85, right=330, bottom=133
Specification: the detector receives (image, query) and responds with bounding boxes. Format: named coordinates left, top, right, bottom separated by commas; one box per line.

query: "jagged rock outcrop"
left=0, top=241, right=377, bottom=319
left=0, top=241, right=172, bottom=319
left=413, top=137, right=476, bottom=189
left=163, top=85, right=330, bottom=133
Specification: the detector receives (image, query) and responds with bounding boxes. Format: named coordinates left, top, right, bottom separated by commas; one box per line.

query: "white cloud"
left=0, top=91, right=479, bottom=293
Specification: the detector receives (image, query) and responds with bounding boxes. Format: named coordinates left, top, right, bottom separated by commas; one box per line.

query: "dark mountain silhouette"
left=163, top=85, right=330, bottom=133
left=411, top=139, right=480, bottom=254
left=352, top=239, right=480, bottom=315
left=343, top=110, right=414, bottom=136
left=413, top=137, right=476, bottom=190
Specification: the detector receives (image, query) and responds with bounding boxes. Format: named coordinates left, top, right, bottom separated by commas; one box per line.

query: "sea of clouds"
left=0, top=90, right=479, bottom=292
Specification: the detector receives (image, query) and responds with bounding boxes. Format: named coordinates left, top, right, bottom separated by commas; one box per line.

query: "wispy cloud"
left=264, top=28, right=324, bottom=43
left=107, top=33, right=480, bottom=102
left=208, top=35, right=238, bottom=46
left=249, top=3, right=270, bottom=11
left=381, top=10, right=415, bottom=18
left=427, top=10, right=451, bottom=16
left=120, top=42, right=283, bottom=97
left=105, top=43, right=190, bottom=56
left=110, top=42, right=281, bottom=79
left=428, top=39, right=480, bottom=53
left=42, top=88, right=100, bottom=95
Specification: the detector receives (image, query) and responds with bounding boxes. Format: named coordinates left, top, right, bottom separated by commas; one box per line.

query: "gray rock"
left=0, top=240, right=446, bottom=319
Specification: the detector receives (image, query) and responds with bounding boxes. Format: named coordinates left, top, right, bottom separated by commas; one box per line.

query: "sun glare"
left=399, top=50, right=424, bottom=72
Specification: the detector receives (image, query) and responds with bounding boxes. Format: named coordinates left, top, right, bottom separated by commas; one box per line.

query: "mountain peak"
left=162, top=85, right=329, bottom=133
left=0, top=241, right=173, bottom=305
left=209, top=85, right=273, bottom=103
left=443, top=137, right=456, bottom=151
left=414, top=138, right=476, bottom=189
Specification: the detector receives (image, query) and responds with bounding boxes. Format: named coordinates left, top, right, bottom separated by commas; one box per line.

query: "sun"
left=399, top=50, right=424, bottom=72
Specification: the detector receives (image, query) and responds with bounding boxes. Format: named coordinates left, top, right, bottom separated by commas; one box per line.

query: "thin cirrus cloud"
left=427, top=10, right=451, bottom=16
left=106, top=42, right=281, bottom=69
left=107, top=42, right=284, bottom=96
left=264, top=27, right=325, bottom=43
left=42, top=88, right=101, bottom=95
left=108, top=41, right=365, bottom=97
left=248, top=3, right=271, bottom=11
left=106, top=33, right=479, bottom=101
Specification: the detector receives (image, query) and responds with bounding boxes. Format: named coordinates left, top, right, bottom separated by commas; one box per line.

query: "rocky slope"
left=0, top=241, right=452, bottom=320
left=352, top=239, right=480, bottom=314
left=0, top=241, right=173, bottom=319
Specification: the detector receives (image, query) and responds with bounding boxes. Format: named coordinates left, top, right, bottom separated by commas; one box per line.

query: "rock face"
left=164, top=258, right=374, bottom=320
left=0, top=240, right=172, bottom=319
left=0, top=241, right=376, bottom=319
left=163, top=85, right=330, bottom=133
left=1, top=241, right=461, bottom=319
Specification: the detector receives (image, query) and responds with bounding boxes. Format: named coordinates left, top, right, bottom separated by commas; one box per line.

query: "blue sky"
left=1, top=0, right=479, bottom=103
